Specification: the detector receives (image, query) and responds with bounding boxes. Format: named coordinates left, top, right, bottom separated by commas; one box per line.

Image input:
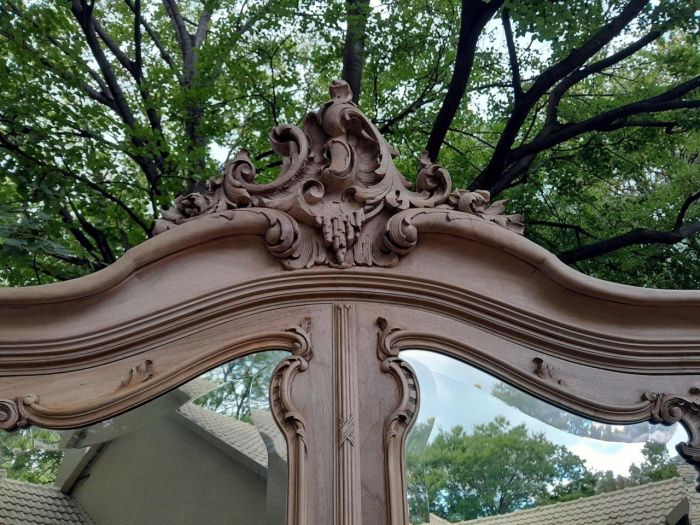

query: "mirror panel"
left=403, top=350, right=692, bottom=525
left=0, top=351, right=289, bottom=525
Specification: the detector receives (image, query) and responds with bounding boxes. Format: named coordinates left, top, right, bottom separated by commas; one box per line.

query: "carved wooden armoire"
left=0, top=81, right=699, bottom=525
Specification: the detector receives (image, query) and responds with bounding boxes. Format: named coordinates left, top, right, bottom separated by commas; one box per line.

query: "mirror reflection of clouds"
left=403, top=350, right=684, bottom=477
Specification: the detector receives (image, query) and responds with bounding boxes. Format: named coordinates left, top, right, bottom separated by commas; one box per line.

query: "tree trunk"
left=342, top=0, right=370, bottom=104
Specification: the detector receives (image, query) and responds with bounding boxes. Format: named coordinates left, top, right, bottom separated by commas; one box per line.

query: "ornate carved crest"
left=155, top=80, right=523, bottom=268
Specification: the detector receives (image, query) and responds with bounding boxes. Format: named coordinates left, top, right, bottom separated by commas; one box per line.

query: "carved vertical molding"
left=333, top=304, right=362, bottom=525
left=377, top=318, right=420, bottom=525
left=645, top=389, right=700, bottom=490
left=270, top=319, right=314, bottom=525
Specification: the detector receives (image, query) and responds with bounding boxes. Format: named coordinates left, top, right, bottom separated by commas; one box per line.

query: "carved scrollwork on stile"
left=270, top=318, right=313, bottom=525
left=377, top=318, right=420, bottom=525
left=645, top=390, right=700, bottom=490
left=154, top=80, right=523, bottom=269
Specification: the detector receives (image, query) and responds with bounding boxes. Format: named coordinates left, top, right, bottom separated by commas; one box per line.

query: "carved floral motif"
left=155, top=80, right=523, bottom=269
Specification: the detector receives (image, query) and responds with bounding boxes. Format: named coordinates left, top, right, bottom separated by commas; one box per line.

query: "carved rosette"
left=270, top=319, right=314, bottom=525
left=377, top=318, right=420, bottom=525
left=645, top=390, right=700, bottom=490
left=155, top=80, right=523, bottom=269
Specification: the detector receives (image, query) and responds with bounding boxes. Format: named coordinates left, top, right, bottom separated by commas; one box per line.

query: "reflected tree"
left=406, top=417, right=680, bottom=522
left=0, top=427, right=62, bottom=484
left=415, top=416, right=589, bottom=521
left=194, top=351, right=287, bottom=423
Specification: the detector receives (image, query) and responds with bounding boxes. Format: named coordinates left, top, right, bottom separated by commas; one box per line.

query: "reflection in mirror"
left=0, top=350, right=289, bottom=525
left=403, top=351, right=695, bottom=525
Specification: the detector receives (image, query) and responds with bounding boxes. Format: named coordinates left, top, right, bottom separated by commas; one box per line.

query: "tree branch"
left=559, top=191, right=700, bottom=264
left=559, top=223, right=700, bottom=264
left=472, top=0, right=649, bottom=190
left=426, top=0, right=505, bottom=161
left=501, top=8, right=523, bottom=101
left=123, top=0, right=181, bottom=82
left=545, top=29, right=662, bottom=126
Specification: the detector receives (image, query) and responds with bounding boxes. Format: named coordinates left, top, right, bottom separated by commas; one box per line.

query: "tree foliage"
left=407, top=417, right=680, bottom=523
left=194, top=350, right=286, bottom=423
left=0, top=0, right=698, bottom=287
left=0, top=427, right=62, bottom=484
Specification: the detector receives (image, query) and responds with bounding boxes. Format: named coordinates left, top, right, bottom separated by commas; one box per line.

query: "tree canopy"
left=0, top=0, right=698, bottom=286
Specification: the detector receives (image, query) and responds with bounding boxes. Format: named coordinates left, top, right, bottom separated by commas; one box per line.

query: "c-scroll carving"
left=645, top=390, right=700, bottom=491
left=154, top=80, right=522, bottom=269
left=270, top=318, right=313, bottom=525
left=377, top=318, right=420, bottom=525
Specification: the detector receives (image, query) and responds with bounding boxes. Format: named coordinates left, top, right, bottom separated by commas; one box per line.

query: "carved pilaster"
left=377, top=318, right=420, bottom=525
left=645, top=390, right=700, bottom=491
left=270, top=319, right=314, bottom=525
left=333, top=304, right=362, bottom=525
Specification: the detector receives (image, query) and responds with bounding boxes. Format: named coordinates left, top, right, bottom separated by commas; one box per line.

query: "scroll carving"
left=155, top=80, right=522, bottom=269
left=0, top=323, right=312, bottom=432
left=377, top=318, right=420, bottom=525
left=270, top=318, right=314, bottom=525
left=645, top=390, right=700, bottom=490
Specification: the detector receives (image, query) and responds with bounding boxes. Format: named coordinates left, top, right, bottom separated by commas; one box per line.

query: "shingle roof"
left=457, top=477, right=689, bottom=525
left=177, top=402, right=269, bottom=468
left=0, top=475, right=93, bottom=525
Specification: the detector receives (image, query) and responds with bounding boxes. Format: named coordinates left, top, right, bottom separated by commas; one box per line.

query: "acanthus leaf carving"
left=644, top=389, right=700, bottom=491
left=155, top=80, right=522, bottom=269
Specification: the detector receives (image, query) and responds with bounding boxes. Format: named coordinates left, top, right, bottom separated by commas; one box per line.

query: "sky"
left=402, top=350, right=685, bottom=477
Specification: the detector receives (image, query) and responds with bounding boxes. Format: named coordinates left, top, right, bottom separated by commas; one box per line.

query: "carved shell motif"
left=155, top=80, right=524, bottom=269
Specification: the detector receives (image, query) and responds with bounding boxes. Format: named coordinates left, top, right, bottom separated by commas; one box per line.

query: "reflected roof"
left=0, top=474, right=93, bottom=525
left=178, top=402, right=269, bottom=468
left=453, top=475, right=700, bottom=525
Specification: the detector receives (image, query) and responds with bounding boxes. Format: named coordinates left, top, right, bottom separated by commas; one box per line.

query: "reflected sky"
left=403, top=350, right=684, bottom=476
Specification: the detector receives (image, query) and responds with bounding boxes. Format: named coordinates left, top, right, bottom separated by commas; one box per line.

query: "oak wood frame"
left=0, top=81, right=699, bottom=525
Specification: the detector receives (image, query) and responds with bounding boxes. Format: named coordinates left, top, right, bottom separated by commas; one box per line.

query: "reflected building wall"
left=70, top=413, right=268, bottom=525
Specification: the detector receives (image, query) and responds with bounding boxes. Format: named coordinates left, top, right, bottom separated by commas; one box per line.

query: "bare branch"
left=426, top=0, right=505, bottom=161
